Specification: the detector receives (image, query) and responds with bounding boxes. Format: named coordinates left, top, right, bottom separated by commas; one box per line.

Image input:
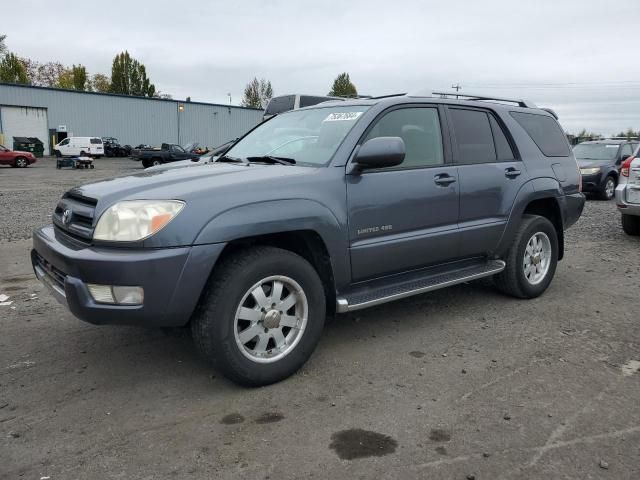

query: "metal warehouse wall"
left=0, top=83, right=263, bottom=153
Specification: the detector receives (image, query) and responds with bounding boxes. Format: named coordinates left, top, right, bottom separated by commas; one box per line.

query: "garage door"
left=0, top=106, right=49, bottom=154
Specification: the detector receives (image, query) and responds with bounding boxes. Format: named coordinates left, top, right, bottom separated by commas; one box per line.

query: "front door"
left=446, top=107, right=528, bottom=257
left=347, top=106, right=460, bottom=282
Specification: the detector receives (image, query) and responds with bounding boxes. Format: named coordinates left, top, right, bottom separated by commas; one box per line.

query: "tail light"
left=621, top=156, right=634, bottom=177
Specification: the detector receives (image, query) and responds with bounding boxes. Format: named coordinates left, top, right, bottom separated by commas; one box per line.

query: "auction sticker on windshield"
left=324, top=112, right=363, bottom=122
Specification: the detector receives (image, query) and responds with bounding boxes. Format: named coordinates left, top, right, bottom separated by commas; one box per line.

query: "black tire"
left=494, top=214, right=559, bottom=299
left=54, top=149, right=61, bottom=158
left=141, top=159, right=151, bottom=168
left=621, top=214, right=640, bottom=236
left=80, top=150, right=86, bottom=156
left=151, top=158, right=162, bottom=166
left=191, top=246, right=326, bottom=387
left=598, top=175, right=616, bottom=200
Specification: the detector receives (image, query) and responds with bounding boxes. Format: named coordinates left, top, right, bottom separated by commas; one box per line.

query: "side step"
left=336, top=259, right=505, bottom=313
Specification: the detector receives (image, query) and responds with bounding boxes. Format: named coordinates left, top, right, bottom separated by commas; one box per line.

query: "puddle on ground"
left=220, top=413, right=245, bottom=425
left=409, top=351, right=426, bottom=358
left=254, top=412, right=285, bottom=424
left=329, top=428, right=398, bottom=460
left=429, top=429, right=451, bottom=442
left=621, top=360, right=640, bottom=377
left=435, top=446, right=448, bottom=455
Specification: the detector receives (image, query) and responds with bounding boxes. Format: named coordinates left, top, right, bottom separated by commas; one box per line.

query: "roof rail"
left=370, top=93, right=408, bottom=99
left=432, top=91, right=537, bottom=108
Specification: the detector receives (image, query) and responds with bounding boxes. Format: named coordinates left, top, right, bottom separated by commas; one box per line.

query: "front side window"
left=60, top=138, right=70, bottom=146
left=362, top=107, right=444, bottom=168
left=171, top=145, right=185, bottom=153
left=227, top=105, right=370, bottom=166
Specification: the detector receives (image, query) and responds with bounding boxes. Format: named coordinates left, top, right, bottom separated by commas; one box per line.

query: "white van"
left=54, top=137, right=104, bottom=158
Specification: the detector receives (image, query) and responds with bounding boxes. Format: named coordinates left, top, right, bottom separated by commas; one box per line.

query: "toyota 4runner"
left=32, top=92, right=585, bottom=386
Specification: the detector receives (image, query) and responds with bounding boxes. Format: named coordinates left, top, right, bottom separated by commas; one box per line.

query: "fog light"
left=87, top=284, right=144, bottom=305
left=87, top=284, right=115, bottom=304
left=112, top=286, right=144, bottom=305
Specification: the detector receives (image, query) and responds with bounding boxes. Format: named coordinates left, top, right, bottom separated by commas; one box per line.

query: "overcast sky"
left=4, top=0, right=640, bottom=135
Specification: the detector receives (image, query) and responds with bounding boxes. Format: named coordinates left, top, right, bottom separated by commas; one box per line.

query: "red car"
left=0, top=144, right=37, bottom=167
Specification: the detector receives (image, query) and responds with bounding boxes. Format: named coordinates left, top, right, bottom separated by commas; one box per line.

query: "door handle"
left=505, top=167, right=521, bottom=178
left=434, top=174, right=456, bottom=186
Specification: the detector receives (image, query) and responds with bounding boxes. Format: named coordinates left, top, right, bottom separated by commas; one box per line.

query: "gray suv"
left=32, top=92, right=585, bottom=386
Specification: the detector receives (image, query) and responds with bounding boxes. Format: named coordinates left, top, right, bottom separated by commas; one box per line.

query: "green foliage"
left=91, top=73, right=111, bottom=93
left=72, top=64, right=88, bottom=91
left=328, top=72, right=357, bottom=97
left=241, top=77, right=274, bottom=109
left=110, top=51, right=156, bottom=97
left=0, top=52, right=29, bottom=84
left=56, top=69, right=74, bottom=89
left=615, top=128, right=639, bottom=138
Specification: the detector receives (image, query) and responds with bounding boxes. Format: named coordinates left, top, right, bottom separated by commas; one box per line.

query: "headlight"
left=580, top=167, right=601, bottom=175
left=93, top=200, right=185, bottom=241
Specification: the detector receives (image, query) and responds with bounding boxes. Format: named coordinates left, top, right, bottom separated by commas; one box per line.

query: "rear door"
left=446, top=107, right=527, bottom=257
left=346, top=105, right=460, bottom=281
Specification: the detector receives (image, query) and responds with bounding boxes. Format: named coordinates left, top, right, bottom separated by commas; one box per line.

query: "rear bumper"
left=31, top=225, right=224, bottom=327
left=616, top=184, right=640, bottom=216
left=562, top=193, right=586, bottom=229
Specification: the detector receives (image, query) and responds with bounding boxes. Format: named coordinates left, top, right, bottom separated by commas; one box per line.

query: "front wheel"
left=599, top=175, right=616, bottom=200
left=494, top=215, right=559, bottom=299
left=191, top=246, right=326, bottom=386
left=15, top=157, right=28, bottom=168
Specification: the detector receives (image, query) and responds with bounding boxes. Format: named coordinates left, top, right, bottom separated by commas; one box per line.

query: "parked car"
left=573, top=139, right=638, bottom=200
left=263, top=94, right=344, bottom=120
left=615, top=146, right=640, bottom=235
left=0, top=144, right=37, bottom=167
left=102, top=137, right=131, bottom=157
left=130, top=143, right=199, bottom=168
left=54, top=137, right=104, bottom=159
left=32, top=92, right=584, bottom=386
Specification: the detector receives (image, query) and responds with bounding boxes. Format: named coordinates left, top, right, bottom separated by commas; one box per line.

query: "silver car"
left=616, top=145, right=640, bottom=235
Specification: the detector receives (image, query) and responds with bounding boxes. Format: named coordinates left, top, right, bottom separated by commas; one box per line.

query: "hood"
left=577, top=159, right=611, bottom=168
left=69, top=162, right=318, bottom=210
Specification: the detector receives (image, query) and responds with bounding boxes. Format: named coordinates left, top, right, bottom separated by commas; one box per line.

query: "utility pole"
left=451, top=83, right=462, bottom=99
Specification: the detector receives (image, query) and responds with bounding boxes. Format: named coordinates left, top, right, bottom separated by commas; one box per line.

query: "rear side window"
left=489, top=115, right=516, bottom=161
left=450, top=109, right=496, bottom=164
left=264, top=95, right=296, bottom=115
left=90, top=138, right=102, bottom=144
left=510, top=112, right=569, bottom=157
left=299, top=96, right=335, bottom=108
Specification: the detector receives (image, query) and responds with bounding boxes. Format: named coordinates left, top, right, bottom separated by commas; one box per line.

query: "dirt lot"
left=1, top=157, right=639, bottom=479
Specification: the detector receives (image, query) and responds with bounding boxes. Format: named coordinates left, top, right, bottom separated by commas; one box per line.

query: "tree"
left=110, top=51, right=156, bottom=97
left=328, top=72, right=357, bottom=97
left=0, top=34, right=7, bottom=56
left=0, top=52, right=29, bottom=84
left=72, top=64, right=88, bottom=91
left=91, top=73, right=111, bottom=92
left=615, top=128, right=639, bottom=139
left=241, top=77, right=273, bottom=108
left=22, top=59, right=65, bottom=87
left=56, top=68, right=74, bottom=89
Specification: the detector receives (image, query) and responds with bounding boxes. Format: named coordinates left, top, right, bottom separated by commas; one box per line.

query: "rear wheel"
left=15, top=157, right=28, bottom=168
left=599, top=175, right=616, bottom=200
left=494, top=215, right=559, bottom=299
left=191, top=246, right=326, bottom=386
left=621, top=214, right=640, bottom=236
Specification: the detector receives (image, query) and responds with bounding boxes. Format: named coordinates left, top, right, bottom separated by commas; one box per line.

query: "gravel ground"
left=1, top=158, right=639, bottom=479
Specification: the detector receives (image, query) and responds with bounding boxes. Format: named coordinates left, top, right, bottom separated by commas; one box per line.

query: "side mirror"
left=354, top=136, right=405, bottom=170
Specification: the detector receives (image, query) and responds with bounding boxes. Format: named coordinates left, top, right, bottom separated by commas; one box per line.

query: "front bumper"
left=31, top=225, right=224, bottom=327
left=615, top=184, right=640, bottom=216
left=580, top=172, right=604, bottom=193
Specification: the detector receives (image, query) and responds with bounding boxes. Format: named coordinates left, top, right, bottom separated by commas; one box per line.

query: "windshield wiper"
left=246, top=155, right=296, bottom=165
left=216, top=154, right=249, bottom=164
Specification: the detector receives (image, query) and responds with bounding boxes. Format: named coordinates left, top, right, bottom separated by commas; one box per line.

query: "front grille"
left=53, top=191, right=98, bottom=242
left=33, top=251, right=67, bottom=291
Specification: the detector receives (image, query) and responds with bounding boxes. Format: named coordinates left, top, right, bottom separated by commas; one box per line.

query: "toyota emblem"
left=62, top=209, right=72, bottom=225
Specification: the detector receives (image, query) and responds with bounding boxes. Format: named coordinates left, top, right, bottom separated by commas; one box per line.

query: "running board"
left=336, top=259, right=505, bottom=313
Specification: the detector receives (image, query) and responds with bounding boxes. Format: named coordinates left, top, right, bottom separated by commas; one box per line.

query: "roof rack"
left=370, top=93, right=407, bottom=99
left=432, top=91, right=537, bottom=108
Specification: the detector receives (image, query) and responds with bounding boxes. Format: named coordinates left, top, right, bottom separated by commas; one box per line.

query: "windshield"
left=573, top=143, right=619, bottom=160
left=227, top=105, right=370, bottom=166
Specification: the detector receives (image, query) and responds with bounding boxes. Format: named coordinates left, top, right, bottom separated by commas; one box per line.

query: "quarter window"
left=621, top=144, right=632, bottom=157
left=450, top=109, right=497, bottom=164
left=363, top=108, right=444, bottom=168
